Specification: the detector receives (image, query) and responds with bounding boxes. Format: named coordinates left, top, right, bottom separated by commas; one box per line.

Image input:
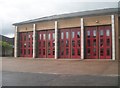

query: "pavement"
left=2, top=57, right=118, bottom=76
left=1, top=57, right=119, bottom=86
left=2, top=71, right=118, bottom=86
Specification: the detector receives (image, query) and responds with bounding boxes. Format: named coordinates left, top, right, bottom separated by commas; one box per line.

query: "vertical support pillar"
left=55, top=21, right=58, bottom=59
left=33, top=24, right=36, bottom=58
left=81, top=18, right=84, bottom=59
left=111, top=15, right=115, bottom=60
left=14, top=26, right=18, bottom=57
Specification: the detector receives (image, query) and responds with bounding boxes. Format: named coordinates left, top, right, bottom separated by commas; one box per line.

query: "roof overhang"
left=13, top=8, right=118, bottom=26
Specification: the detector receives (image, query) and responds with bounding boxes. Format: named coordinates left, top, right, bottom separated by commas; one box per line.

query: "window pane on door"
left=48, top=49, right=50, bottom=55
left=53, top=49, right=55, bottom=55
left=77, top=40, right=80, bottom=47
left=53, top=41, right=55, bottom=47
left=72, top=40, right=75, bottom=47
left=100, top=48, right=104, bottom=56
left=53, top=33, right=55, bottom=39
left=66, top=40, right=69, bottom=47
left=87, top=31, right=90, bottom=37
left=39, top=42, right=41, bottom=46
left=61, top=40, right=64, bottom=46
left=100, top=39, right=103, bottom=47
left=66, top=32, right=69, bottom=39
left=93, top=30, right=96, bottom=37
left=48, top=42, right=50, bottom=47
left=39, top=49, right=41, bottom=54
left=24, top=43, right=26, bottom=48
left=39, top=34, right=41, bottom=40
left=43, top=41, right=45, bottom=47
left=77, top=49, right=80, bottom=56
left=28, top=49, right=30, bottom=55
left=107, top=49, right=110, bottom=56
left=21, top=49, right=22, bottom=54
left=66, top=49, right=69, bottom=55
left=100, top=30, right=104, bottom=36
left=61, top=49, right=64, bottom=55
left=48, top=33, right=50, bottom=40
left=24, top=36, right=26, bottom=41
left=43, top=49, right=45, bottom=55
left=43, top=34, right=46, bottom=40
left=77, top=31, right=80, bottom=38
left=107, top=39, right=110, bottom=46
left=87, top=48, right=90, bottom=56
left=93, top=48, right=96, bottom=56
left=72, top=32, right=75, bottom=38
left=72, top=48, right=75, bottom=55
left=106, top=30, right=110, bottom=36
left=93, top=39, right=96, bottom=46
left=87, top=40, right=90, bottom=46
left=32, top=35, right=33, bottom=40
left=61, top=32, right=64, bottom=39
left=24, top=49, right=26, bottom=55
left=28, top=35, right=31, bottom=40
left=28, top=42, right=30, bottom=47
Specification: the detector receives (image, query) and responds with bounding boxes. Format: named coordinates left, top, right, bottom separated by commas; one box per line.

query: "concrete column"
left=81, top=18, right=84, bottom=59
left=55, top=21, right=58, bottom=59
left=14, top=26, right=18, bottom=57
left=111, top=15, right=115, bottom=60
left=33, top=24, right=36, bottom=58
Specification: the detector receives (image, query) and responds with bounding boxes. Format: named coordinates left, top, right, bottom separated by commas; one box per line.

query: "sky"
left=0, top=0, right=119, bottom=38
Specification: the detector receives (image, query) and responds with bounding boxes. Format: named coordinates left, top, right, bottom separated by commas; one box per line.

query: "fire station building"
left=13, top=8, right=120, bottom=61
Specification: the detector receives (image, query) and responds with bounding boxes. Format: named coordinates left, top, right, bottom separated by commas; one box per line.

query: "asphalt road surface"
left=2, top=71, right=118, bottom=86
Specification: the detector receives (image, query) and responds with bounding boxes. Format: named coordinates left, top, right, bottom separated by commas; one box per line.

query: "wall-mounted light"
left=96, top=21, right=99, bottom=23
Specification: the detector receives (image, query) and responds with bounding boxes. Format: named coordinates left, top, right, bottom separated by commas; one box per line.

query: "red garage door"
left=59, top=27, right=81, bottom=59
left=59, top=29, right=71, bottom=58
left=37, top=31, right=47, bottom=58
left=37, top=30, right=55, bottom=58
left=71, top=28, right=81, bottom=59
left=19, top=32, right=33, bottom=57
left=85, top=25, right=112, bottom=59
left=47, top=30, right=55, bottom=58
left=85, top=27, right=98, bottom=59
left=98, top=26, right=112, bottom=59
